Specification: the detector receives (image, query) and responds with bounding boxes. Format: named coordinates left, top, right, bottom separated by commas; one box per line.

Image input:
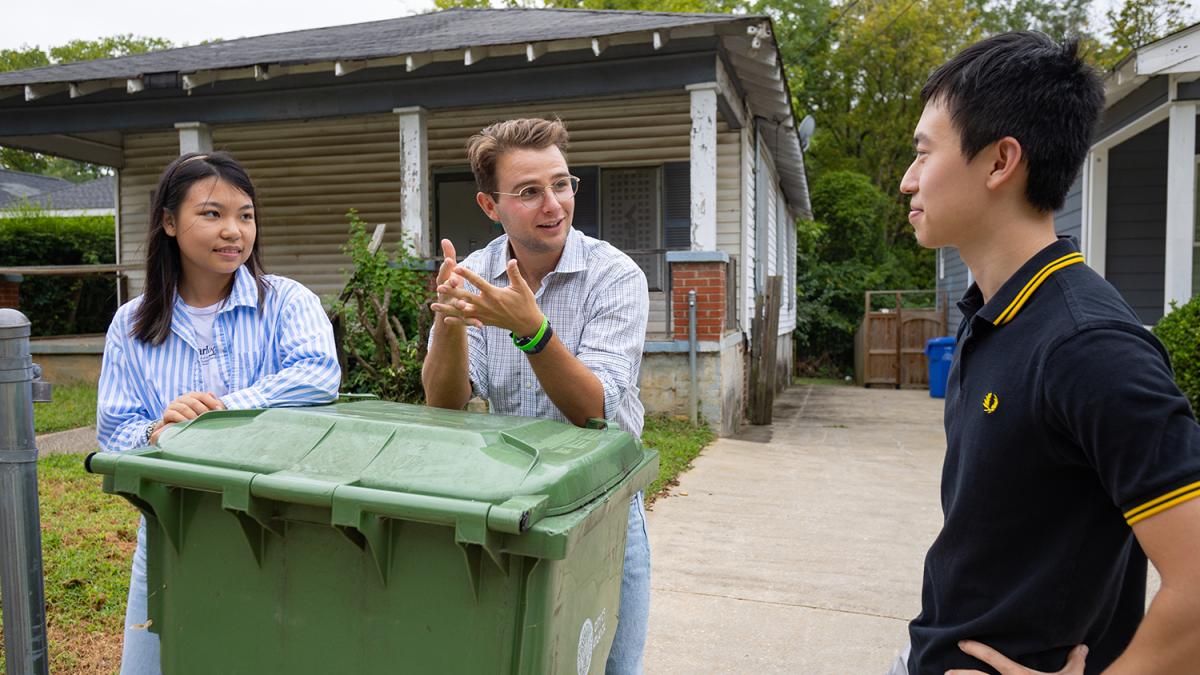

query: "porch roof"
left=0, top=8, right=809, bottom=217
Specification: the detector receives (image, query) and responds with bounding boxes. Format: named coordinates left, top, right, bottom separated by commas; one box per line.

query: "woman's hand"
left=151, top=391, right=225, bottom=444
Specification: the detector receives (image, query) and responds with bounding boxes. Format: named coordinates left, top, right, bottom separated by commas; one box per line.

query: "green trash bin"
left=86, top=399, right=658, bottom=674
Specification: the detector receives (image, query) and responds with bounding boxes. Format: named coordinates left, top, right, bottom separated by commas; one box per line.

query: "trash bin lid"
left=924, top=336, right=956, bottom=355
left=154, top=399, right=643, bottom=516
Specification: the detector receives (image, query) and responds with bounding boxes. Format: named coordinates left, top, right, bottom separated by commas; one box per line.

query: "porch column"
left=1084, top=149, right=1108, bottom=277
left=687, top=82, right=719, bottom=251
left=1164, top=101, right=1197, bottom=315
left=394, top=106, right=431, bottom=259
left=174, top=121, right=212, bottom=154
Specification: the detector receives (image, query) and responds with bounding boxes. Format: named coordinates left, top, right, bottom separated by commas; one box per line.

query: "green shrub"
left=1153, top=297, right=1200, bottom=412
left=808, top=170, right=889, bottom=264
left=0, top=203, right=116, bottom=336
left=331, top=210, right=431, bottom=403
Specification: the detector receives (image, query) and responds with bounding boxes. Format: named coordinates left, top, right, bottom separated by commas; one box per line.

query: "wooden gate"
left=854, top=290, right=948, bottom=389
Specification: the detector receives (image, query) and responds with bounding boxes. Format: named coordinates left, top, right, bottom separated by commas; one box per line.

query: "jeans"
left=120, top=519, right=159, bottom=675
left=606, top=491, right=651, bottom=675
left=886, top=642, right=912, bottom=675
left=120, top=493, right=652, bottom=675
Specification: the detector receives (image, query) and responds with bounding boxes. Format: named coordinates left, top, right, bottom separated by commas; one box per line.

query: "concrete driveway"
left=644, top=383, right=947, bottom=674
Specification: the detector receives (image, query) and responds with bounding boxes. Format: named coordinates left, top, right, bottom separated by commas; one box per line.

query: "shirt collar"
left=965, top=236, right=1084, bottom=328
left=172, top=265, right=260, bottom=314
left=488, top=227, right=587, bottom=281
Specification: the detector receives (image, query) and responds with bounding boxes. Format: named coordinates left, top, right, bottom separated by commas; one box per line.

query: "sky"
left=1, top=0, right=439, bottom=50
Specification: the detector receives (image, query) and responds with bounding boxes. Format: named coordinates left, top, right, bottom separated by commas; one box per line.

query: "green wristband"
left=511, top=316, right=549, bottom=352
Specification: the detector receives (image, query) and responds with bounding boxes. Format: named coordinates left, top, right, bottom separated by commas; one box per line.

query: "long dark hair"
left=132, top=151, right=268, bottom=345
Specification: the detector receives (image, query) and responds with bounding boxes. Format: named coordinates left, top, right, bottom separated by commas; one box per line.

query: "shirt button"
left=525, top=381, right=532, bottom=389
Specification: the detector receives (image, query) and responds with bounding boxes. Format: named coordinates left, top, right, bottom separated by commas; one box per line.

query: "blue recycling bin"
left=924, top=336, right=956, bottom=398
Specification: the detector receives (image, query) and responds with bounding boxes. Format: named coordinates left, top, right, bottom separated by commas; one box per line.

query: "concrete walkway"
left=644, top=384, right=947, bottom=674
left=35, top=426, right=97, bottom=456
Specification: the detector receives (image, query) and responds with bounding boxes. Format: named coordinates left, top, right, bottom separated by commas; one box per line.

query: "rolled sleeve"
left=221, top=283, right=340, bottom=410
left=575, top=262, right=649, bottom=422
left=96, top=308, right=156, bottom=452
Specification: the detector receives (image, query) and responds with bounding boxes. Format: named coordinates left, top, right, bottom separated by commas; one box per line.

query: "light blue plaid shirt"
left=97, top=265, right=341, bottom=452
left=440, top=227, right=649, bottom=437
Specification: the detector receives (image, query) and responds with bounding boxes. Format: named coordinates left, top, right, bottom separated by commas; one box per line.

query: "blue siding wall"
left=940, top=247, right=969, bottom=331
left=1107, top=120, right=1168, bottom=325
left=1055, top=175, right=1083, bottom=244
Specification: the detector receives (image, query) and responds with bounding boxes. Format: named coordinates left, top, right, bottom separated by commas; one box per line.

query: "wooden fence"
left=854, top=290, right=947, bottom=389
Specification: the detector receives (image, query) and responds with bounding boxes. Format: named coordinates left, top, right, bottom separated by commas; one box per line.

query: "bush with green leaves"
left=807, top=170, right=890, bottom=264
left=331, top=210, right=432, bottom=403
left=1153, top=297, right=1200, bottom=413
left=0, top=203, right=116, bottom=336
left=793, top=170, right=930, bottom=376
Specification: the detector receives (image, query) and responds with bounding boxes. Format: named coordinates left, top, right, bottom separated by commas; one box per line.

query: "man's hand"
left=431, top=239, right=482, bottom=329
left=947, top=642, right=1087, bottom=675
left=433, top=259, right=543, bottom=336
left=152, top=391, right=225, bottom=444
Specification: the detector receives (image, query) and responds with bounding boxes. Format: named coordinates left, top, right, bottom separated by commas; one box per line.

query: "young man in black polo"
left=893, top=31, right=1200, bottom=674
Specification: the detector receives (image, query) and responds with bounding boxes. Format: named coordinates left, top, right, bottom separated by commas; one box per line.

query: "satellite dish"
left=797, top=115, right=816, bottom=152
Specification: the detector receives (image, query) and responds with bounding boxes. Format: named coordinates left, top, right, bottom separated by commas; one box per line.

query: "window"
left=433, top=172, right=503, bottom=256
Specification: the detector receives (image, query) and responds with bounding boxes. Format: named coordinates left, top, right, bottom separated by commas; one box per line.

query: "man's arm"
left=524, top=333, right=605, bottom=426
left=443, top=261, right=605, bottom=426
left=423, top=240, right=473, bottom=410
left=1104, top=497, right=1200, bottom=673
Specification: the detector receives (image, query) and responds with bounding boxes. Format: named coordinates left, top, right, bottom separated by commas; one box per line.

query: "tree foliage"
left=0, top=35, right=174, bottom=182
left=1095, top=0, right=1192, bottom=68
left=332, top=211, right=432, bottom=403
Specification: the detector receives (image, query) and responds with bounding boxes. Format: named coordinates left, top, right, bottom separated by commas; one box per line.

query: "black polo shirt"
left=908, top=237, right=1200, bottom=674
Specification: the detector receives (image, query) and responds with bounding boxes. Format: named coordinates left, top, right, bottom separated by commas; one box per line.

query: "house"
left=0, top=7, right=811, bottom=434
left=0, top=174, right=115, bottom=216
left=938, top=23, right=1200, bottom=329
left=0, top=167, right=72, bottom=205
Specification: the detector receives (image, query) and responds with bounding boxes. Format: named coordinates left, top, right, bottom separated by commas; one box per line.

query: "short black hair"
left=921, top=31, right=1104, bottom=212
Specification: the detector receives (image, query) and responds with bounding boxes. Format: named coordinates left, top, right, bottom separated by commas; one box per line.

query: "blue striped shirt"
left=96, top=265, right=341, bottom=452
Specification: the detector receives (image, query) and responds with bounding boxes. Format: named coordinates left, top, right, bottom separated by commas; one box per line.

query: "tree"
left=798, top=0, right=979, bottom=260
left=0, top=35, right=174, bottom=182
left=1092, top=0, right=1192, bottom=68
left=967, top=0, right=1096, bottom=42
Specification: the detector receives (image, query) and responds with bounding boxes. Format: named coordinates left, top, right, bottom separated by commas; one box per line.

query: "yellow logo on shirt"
left=982, top=392, right=999, bottom=414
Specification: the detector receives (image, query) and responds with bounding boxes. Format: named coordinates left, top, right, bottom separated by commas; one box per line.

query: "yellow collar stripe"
left=1124, top=480, right=1200, bottom=526
left=993, top=253, right=1085, bottom=326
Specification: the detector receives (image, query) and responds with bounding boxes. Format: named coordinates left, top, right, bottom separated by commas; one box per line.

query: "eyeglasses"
left=493, top=176, right=580, bottom=208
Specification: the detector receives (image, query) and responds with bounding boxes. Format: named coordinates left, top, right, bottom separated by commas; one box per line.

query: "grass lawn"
left=642, top=413, right=715, bottom=505
left=34, top=382, right=98, bottom=434
left=0, top=454, right=139, bottom=674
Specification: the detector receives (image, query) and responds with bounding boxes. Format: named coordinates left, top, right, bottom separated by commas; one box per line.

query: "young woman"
left=96, top=151, right=340, bottom=674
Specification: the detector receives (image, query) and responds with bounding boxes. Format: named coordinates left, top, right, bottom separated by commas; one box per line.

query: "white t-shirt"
left=181, top=301, right=228, bottom=397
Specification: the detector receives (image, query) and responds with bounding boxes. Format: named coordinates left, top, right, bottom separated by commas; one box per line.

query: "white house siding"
left=120, top=116, right=408, bottom=301
left=425, top=92, right=737, bottom=337
left=211, top=115, right=405, bottom=300
left=119, top=130, right=180, bottom=295
left=741, top=124, right=757, bottom=337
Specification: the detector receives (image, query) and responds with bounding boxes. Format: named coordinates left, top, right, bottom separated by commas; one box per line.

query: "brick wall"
left=671, top=262, right=726, bottom=341
left=0, top=278, right=19, bottom=310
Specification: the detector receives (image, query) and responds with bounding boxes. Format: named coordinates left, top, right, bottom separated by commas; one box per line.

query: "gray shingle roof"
left=3, top=175, right=116, bottom=211
left=0, top=169, right=72, bottom=205
left=0, top=8, right=742, bottom=86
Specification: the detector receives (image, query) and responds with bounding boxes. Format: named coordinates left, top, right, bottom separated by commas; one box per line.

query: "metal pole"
left=0, top=308, right=50, bottom=675
left=688, top=290, right=698, bottom=427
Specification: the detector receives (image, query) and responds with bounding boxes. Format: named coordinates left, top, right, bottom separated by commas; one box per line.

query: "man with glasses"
left=423, top=117, right=651, bottom=674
